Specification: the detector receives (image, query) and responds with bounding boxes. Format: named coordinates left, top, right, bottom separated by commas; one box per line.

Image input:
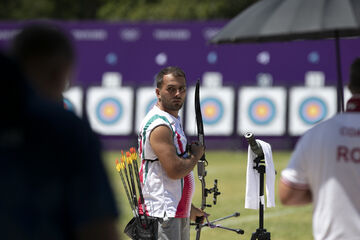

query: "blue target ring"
left=95, top=97, right=123, bottom=125
left=145, top=98, right=157, bottom=114
left=201, top=97, right=224, bottom=125
left=299, top=97, right=327, bottom=125
left=248, top=97, right=276, bottom=125
left=63, top=98, right=75, bottom=112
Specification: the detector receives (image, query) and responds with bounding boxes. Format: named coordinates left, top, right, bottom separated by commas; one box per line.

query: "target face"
left=63, top=98, right=75, bottom=112
left=185, top=87, right=234, bottom=136
left=201, top=97, right=224, bottom=125
left=248, top=97, right=276, bottom=125
left=86, top=87, right=134, bottom=135
left=299, top=97, right=327, bottom=125
left=238, top=87, right=286, bottom=136
left=145, top=98, right=157, bottom=113
left=288, top=87, right=336, bottom=136
left=95, top=97, right=123, bottom=125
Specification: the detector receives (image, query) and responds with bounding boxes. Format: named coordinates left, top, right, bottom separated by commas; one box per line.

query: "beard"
left=161, top=97, right=184, bottom=111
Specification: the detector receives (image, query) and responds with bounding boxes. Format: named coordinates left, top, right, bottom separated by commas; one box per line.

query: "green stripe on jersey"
left=144, top=161, right=150, bottom=183
left=141, top=114, right=174, bottom=159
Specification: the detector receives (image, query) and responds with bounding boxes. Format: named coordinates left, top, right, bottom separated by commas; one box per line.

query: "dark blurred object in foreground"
left=0, top=52, right=120, bottom=240
left=10, top=23, right=74, bottom=104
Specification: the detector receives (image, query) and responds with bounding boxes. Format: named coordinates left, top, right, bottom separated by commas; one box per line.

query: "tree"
left=0, top=0, right=106, bottom=20
left=0, top=0, right=259, bottom=21
left=97, top=0, right=259, bottom=21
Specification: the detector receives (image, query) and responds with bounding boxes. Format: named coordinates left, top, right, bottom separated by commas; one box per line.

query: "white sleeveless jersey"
left=138, top=105, right=195, bottom=218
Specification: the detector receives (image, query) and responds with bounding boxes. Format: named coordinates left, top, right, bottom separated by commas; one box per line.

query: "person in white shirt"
left=138, top=66, right=205, bottom=240
left=279, top=58, right=360, bottom=240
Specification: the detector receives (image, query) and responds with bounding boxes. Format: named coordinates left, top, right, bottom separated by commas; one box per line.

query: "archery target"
left=135, top=87, right=157, bottom=131
left=95, top=97, right=123, bottom=125
left=298, top=97, right=327, bottom=124
left=146, top=98, right=158, bottom=113
left=289, top=87, right=336, bottom=136
left=201, top=97, right=224, bottom=125
left=185, top=86, right=234, bottom=136
left=248, top=98, right=276, bottom=125
left=238, top=87, right=286, bottom=136
left=86, top=87, right=133, bottom=135
left=135, top=87, right=184, bottom=132
left=63, top=86, right=83, bottom=117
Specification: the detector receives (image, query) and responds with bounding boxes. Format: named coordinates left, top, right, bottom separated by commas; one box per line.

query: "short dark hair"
left=349, top=58, right=360, bottom=94
left=155, top=66, right=186, bottom=88
left=11, top=23, right=74, bottom=64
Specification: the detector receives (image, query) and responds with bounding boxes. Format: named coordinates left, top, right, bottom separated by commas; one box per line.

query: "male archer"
left=138, top=66, right=205, bottom=240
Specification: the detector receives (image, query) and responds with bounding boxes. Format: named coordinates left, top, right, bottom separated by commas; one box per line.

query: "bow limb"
left=195, top=79, right=208, bottom=207
left=195, top=79, right=208, bottom=240
left=195, top=79, right=205, bottom=150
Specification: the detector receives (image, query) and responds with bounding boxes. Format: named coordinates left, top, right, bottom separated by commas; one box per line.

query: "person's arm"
left=279, top=178, right=312, bottom=206
left=149, top=125, right=203, bottom=179
left=279, top=130, right=313, bottom=206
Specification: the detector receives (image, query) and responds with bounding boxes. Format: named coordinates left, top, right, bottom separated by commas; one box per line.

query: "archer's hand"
left=189, top=141, right=204, bottom=160
left=190, top=204, right=206, bottom=223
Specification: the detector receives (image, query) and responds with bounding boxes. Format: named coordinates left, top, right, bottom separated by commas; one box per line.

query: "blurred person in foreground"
left=279, top=58, right=360, bottom=239
left=10, top=23, right=74, bottom=104
left=0, top=53, right=120, bottom=238
left=137, top=66, right=205, bottom=240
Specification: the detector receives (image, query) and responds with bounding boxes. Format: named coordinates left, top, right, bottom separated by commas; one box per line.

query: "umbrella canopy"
left=211, top=0, right=360, bottom=43
left=210, top=0, right=360, bottom=112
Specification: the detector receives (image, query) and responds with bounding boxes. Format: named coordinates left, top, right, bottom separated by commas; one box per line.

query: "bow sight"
left=197, top=160, right=221, bottom=208
left=193, top=79, right=244, bottom=240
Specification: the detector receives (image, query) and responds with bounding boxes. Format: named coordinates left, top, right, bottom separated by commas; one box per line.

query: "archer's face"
left=156, top=73, right=186, bottom=114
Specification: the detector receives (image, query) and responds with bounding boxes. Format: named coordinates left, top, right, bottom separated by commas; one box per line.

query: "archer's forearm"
left=279, top=179, right=312, bottom=205
left=164, top=155, right=198, bottom=179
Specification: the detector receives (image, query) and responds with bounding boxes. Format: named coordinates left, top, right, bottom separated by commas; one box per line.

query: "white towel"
left=245, top=139, right=276, bottom=209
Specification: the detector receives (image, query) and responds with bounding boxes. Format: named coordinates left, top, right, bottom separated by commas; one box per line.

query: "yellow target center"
left=104, top=105, right=115, bottom=117
left=204, top=105, right=216, bottom=117
left=256, top=105, right=268, bottom=117
left=307, top=105, right=319, bottom=117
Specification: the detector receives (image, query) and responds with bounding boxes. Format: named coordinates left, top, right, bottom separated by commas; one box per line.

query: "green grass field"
left=103, top=150, right=313, bottom=240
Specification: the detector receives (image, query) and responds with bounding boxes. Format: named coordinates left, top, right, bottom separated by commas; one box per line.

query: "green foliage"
left=0, top=0, right=259, bottom=20
left=97, top=0, right=260, bottom=20
left=0, top=0, right=53, bottom=20
left=103, top=150, right=313, bottom=240
left=0, top=0, right=106, bottom=20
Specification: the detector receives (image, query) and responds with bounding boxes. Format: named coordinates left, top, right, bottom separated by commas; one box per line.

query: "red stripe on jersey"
left=139, top=160, right=144, bottom=183
left=139, top=138, right=143, bottom=158
left=138, top=159, right=149, bottom=216
left=176, top=131, right=184, bottom=153
left=175, top=173, right=194, bottom=218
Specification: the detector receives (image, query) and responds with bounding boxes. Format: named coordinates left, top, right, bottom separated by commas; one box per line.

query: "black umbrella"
left=211, top=0, right=360, bottom=112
